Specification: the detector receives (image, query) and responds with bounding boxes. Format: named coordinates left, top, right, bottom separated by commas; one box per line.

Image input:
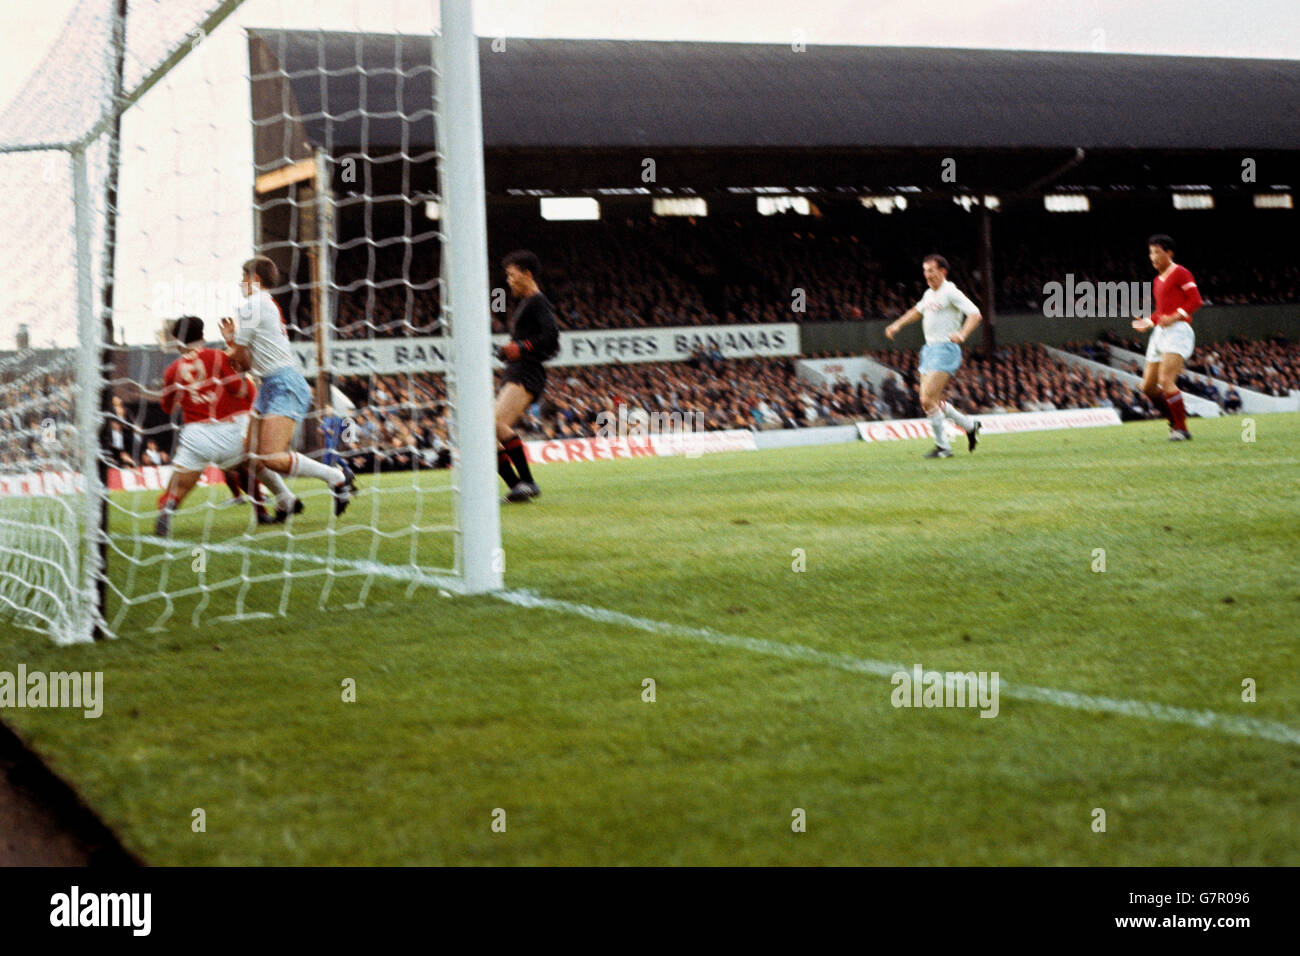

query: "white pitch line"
left=125, top=536, right=1300, bottom=747
left=497, top=589, right=1300, bottom=748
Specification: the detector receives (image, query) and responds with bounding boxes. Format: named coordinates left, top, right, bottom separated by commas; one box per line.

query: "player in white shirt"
left=219, top=256, right=356, bottom=515
left=885, top=255, right=984, bottom=458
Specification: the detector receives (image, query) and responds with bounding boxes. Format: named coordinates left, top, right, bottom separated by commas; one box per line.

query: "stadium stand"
left=0, top=361, right=77, bottom=471
left=308, top=343, right=1164, bottom=468
left=306, top=212, right=1300, bottom=339
left=1063, top=335, right=1300, bottom=406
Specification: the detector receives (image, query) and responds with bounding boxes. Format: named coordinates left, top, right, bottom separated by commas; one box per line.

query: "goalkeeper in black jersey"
left=494, top=249, right=559, bottom=502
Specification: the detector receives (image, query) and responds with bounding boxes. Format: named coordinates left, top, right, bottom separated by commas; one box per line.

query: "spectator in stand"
left=108, top=395, right=138, bottom=467
left=307, top=214, right=1300, bottom=340
left=321, top=405, right=346, bottom=467
left=0, top=359, right=79, bottom=471
left=1197, top=376, right=1221, bottom=405
left=304, top=336, right=1300, bottom=463
left=1071, top=336, right=1300, bottom=400
left=143, top=440, right=168, bottom=466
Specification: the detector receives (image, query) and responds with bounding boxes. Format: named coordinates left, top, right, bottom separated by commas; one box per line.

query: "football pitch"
left=4, top=413, right=1298, bottom=865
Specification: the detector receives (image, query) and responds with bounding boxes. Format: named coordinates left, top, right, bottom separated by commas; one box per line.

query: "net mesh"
left=0, top=0, right=469, bottom=643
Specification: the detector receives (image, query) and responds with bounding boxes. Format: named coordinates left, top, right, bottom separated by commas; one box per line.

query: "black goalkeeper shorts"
left=502, top=361, right=546, bottom=401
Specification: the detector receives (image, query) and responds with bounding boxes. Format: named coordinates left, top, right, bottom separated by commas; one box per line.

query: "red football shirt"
left=160, top=348, right=250, bottom=424
left=214, top=373, right=256, bottom=420
left=1153, top=263, right=1202, bottom=323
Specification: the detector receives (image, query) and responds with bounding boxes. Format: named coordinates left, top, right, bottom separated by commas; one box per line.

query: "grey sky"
left=3, top=0, right=1298, bottom=110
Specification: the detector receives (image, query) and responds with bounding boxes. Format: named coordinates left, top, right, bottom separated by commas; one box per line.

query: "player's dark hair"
left=242, top=255, right=279, bottom=288
left=923, top=254, right=949, bottom=272
left=502, top=249, right=541, bottom=279
left=1147, top=234, right=1175, bottom=253
left=170, top=316, right=204, bottom=345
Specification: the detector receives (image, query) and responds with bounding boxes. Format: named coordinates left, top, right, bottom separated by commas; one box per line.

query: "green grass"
left=3, top=413, right=1299, bottom=864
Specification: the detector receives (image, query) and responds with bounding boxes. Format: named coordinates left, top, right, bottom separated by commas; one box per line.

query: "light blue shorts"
left=918, top=342, right=963, bottom=375
left=254, top=366, right=313, bottom=421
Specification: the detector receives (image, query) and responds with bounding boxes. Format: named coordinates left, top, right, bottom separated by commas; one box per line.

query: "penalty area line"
left=129, top=536, right=1299, bottom=748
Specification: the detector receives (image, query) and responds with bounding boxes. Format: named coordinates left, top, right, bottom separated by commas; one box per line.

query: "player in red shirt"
left=205, top=362, right=277, bottom=518
left=155, top=317, right=296, bottom=536
left=1131, top=234, right=1203, bottom=440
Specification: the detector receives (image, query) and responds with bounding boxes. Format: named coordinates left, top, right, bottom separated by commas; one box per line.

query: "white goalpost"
left=0, top=0, right=500, bottom=644
left=439, top=0, right=502, bottom=595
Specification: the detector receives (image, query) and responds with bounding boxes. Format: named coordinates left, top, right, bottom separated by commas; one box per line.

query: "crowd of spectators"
left=11, top=206, right=1300, bottom=476
left=1188, top=338, right=1300, bottom=398
left=281, top=241, right=444, bottom=341
left=0, top=359, right=77, bottom=472
left=867, top=344, right=1160, bottom=422
left=98, top=331, right=1286, bottom=472
left=332, top=283, right=442, bottom=340
left=994, top=248, right=1299, bottom=313
left=323, top=358, right=889, bottom=460
left=324, top=344, right=1165, bottom=463
left=329, top=372, right=452, bottom=473
left=11, top=333, right=1297, bottom=479
left=510, top=356, right=880, bottom=438
left=1063, top=333, right=1300, bottom=409
left=267, top=211, right=1300, bottom=338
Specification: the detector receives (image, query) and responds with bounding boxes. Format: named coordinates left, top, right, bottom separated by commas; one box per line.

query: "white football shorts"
left=173, top=414, right=249, bottom=472
left=1145, top=321, right=1195, bottom=363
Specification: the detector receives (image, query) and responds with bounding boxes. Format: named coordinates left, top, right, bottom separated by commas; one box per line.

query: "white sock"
left=259, top=467, right=295, bottom=510
left=288, top=452, right=345, bottom=487
left=929, top=410, right=950, bottom=451
left=941, top=401, right=974, bottom=431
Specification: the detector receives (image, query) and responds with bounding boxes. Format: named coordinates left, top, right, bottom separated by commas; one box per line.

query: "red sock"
left=1149, top=391, right=1171, bottom=422
left=157, top=491, right=178, bottom=511
left=497, top=448, right=519, bottom=487
left=502, top=434, right=534, bottom=485
left=1164, top=390, right=1187, bottom=432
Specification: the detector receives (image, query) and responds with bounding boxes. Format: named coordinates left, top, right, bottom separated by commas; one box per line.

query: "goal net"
left=0, top=0, right=501, bottom=645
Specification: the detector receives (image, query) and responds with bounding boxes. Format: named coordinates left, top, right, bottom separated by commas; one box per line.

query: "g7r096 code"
left=1199, top=892, right=1249, bottom=904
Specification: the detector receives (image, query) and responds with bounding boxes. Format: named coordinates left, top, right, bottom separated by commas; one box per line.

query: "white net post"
left=313, top=146, right=335, bottom=418
left=0, top=139, right=89, bottom=642
left=438, top=0, right=502, bottom=594
left=71, top=145, right=108, bottom=643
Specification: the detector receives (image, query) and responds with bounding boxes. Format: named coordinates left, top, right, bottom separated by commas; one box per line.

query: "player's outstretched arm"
left=885, top=307, right=922, bottom=340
